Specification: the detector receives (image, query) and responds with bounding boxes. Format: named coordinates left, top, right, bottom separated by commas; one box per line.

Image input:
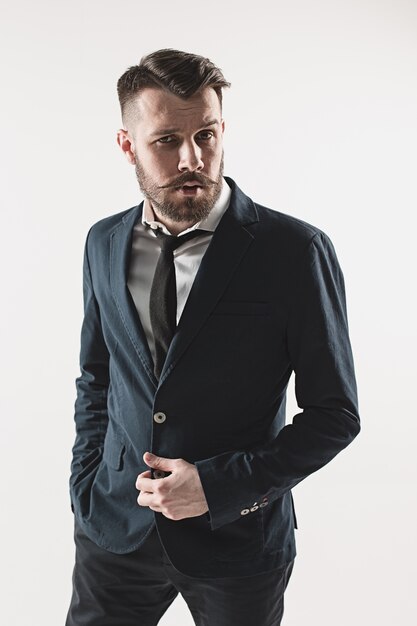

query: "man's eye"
left=156, top=131, right=214, bottom=145
left=198, top=131, right=214, bottom=140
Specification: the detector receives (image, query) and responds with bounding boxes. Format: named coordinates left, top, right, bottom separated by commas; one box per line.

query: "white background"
left=1, top=1, right=416, bottom=624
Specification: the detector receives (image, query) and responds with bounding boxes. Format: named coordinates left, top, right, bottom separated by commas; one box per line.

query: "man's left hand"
left=135, top=452, right=209, bottom=520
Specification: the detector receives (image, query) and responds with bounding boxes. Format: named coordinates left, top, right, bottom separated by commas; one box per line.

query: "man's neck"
left=147, top=203, right=199, bottom=236
left=157, top=215, right=197, bottom=236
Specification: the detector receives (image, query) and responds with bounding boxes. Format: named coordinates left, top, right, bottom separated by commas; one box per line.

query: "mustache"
left=162, top=175, right=216, bottom=189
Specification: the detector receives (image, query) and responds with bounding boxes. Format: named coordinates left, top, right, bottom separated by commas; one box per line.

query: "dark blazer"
left=69, top=176, right=360, bottom=578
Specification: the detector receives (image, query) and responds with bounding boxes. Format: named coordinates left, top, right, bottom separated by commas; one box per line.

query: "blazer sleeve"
left=69, top=227, right=110, bottom=504
left=195, top=231, right=361, bottom=531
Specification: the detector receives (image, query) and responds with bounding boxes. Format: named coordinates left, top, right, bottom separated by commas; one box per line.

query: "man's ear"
left=221, top=118, right=225, bottom=134
left=116, top=129, right=136, bottom=165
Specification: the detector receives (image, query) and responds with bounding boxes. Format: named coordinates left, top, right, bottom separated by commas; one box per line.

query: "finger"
left=137, top=493, right=163, bottom=514
left=143, top=452, right=179, bottom=472
left=137, top=491, right=156, bottom=507
left=136, top=489, right=165, bottom=513
left=135, top=475, right=156, bottom=491
left=136, top=470, right=152, bottom=480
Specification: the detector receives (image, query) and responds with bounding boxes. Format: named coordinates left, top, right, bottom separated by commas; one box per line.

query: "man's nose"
left=177, top=139, right=204, bottom=172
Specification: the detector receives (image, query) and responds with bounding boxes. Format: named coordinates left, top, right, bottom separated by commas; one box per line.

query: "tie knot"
left=152, top=227, right=211, bottom=252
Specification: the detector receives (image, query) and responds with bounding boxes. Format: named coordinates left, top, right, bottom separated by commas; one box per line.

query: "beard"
left=134, top=151, right=224, bottom=224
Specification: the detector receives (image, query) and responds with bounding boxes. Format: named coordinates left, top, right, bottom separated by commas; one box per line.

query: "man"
left=66, top=48, right=360, bottom=625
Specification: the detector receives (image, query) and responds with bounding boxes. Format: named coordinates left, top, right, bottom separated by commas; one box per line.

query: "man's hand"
left=135, top=452, right=209, bottom=521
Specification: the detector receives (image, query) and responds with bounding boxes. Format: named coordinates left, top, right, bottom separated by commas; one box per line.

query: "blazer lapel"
left=109, top=202, right=159, bottom=388
left=158, top=177, right=259, bottom=384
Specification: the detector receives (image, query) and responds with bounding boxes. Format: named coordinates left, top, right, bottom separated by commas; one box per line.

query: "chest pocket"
left=211, top=301, right=271, bottom=316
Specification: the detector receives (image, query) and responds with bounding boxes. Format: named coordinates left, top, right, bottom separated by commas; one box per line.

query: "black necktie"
left=149, top=226, right=211, bottom=379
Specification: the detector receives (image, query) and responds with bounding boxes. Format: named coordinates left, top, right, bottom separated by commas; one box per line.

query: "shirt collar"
left=141, top=177, right=232, bottom=236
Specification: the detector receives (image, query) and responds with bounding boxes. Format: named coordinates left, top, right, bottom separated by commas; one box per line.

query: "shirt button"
left=153, top=412, right=166, bottom=423
left=240, top=508, right=250, bottom=516
left=153, top=470, right=166, bottom=478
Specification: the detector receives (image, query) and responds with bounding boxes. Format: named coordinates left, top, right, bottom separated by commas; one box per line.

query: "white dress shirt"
left=127, top=177, right=232, bottom=363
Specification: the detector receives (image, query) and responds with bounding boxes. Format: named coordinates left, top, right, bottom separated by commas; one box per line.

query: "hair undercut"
left=117, top=48, right=231, bottom=129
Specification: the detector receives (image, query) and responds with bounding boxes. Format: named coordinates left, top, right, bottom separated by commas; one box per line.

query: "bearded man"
left=66, top=48, right=360, bottom=626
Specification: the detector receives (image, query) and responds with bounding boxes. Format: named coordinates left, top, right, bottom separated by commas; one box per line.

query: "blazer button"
left=153, top=470, right=166, bottom=478
left=153, top=412, right=166, bottom=423
left=240, top=508, right=250, bottom=515
left=259, top=502, right=268, bottom=507
left=250, top=505, right=259, bottom=512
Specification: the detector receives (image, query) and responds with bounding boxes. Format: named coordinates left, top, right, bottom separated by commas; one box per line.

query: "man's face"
left=117, top=86, right=225, bottom=224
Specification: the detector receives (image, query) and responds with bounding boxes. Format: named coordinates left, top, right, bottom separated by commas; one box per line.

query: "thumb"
left=143, top=451, right=177, bottom=471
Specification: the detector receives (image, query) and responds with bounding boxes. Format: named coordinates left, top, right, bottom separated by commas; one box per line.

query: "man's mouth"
left=176, top=184, right=203, bottom=195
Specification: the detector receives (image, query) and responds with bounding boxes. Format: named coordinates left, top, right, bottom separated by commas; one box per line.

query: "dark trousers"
left=65, top=518, right=295, bottom=626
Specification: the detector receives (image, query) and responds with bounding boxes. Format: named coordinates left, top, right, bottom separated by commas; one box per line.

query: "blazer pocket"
left=70, top=447, right=103, bottom=487
left=103, top=438, right=125, bottom=471
left=213, top=508, right=264, bottom=561
left=211, top=301, right=271, bottom=316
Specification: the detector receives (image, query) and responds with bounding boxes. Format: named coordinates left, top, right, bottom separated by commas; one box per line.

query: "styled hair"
left=117, top=48, right=231, bottom=127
